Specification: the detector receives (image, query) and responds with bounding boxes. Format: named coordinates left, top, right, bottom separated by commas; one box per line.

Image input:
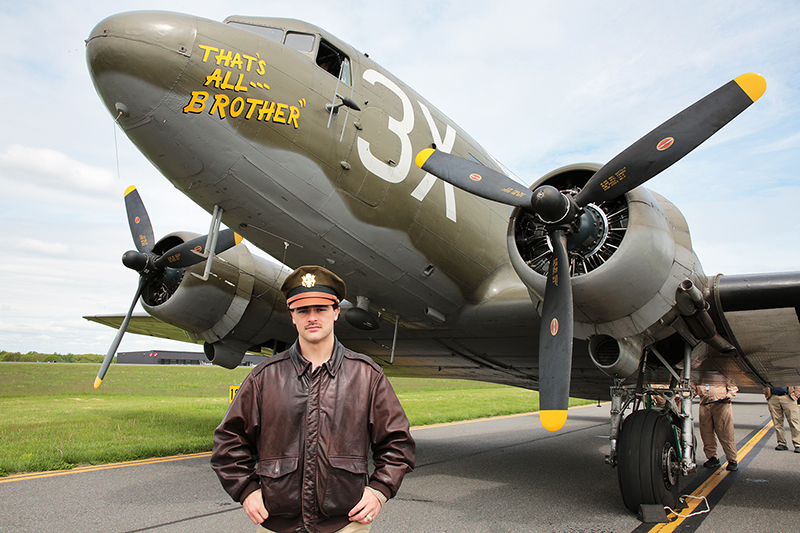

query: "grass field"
left=0, top=363, right=592, bottom=476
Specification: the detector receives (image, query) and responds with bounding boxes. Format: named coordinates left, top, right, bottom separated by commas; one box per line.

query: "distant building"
left=117, top=350, right=269, bottom=367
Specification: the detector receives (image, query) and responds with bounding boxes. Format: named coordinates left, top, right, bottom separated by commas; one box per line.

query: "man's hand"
left=348, top=487, right=382, bottom=524
left=242, top=489, right=270, bottom=525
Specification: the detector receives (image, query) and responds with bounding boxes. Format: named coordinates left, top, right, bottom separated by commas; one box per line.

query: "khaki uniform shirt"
left=692, top=383, right=738, bottom=404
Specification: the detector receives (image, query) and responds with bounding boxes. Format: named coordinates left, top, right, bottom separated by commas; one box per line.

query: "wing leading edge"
left=710, top=272, right=800, bottom=387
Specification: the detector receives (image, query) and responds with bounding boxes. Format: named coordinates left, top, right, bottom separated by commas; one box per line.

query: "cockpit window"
left=316, top=39, right=351, bottom=85
left=226, top=23, right=315, bottom=53
left=285, top=32, right=315, bottom=53
left=225, top=23, right=351, bottom=85
left=227, top=22, right=283, bottom=43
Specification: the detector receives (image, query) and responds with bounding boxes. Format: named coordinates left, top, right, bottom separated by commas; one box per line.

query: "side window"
left=316, top=40, right=351, bottom=86
left=285, top=32, right=315, bottom=53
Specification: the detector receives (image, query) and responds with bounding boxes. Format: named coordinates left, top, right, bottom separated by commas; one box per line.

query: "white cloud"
left=0, top=144, right=116, bottom=198
left=14, top=237, right=71, bottom=258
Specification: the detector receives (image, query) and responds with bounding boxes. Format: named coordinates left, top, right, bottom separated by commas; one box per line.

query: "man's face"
left=290, top=304, right=340, bottom=345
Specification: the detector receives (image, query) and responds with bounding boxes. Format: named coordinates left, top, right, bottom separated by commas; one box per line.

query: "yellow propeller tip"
left=124, top=185, right=137, bottom=196
left=540, top=410, right=568, bottom=432
left=93, top=377, right=103, bottom=389
left=415, top=148, right=435, bottom=169
left=735, top=73, right=766, bottom=102
left=234, top=233, right=243, bottom=245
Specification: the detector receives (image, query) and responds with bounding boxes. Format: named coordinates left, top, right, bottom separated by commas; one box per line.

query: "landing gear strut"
left=606, top=343, right=696, bottom=513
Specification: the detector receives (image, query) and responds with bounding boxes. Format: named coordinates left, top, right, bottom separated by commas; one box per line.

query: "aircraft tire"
left=617, top=409, right=680, bottom=513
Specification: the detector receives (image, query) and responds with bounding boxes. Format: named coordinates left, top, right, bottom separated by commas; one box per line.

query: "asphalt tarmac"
left=1, top=393, right=797, bottom=532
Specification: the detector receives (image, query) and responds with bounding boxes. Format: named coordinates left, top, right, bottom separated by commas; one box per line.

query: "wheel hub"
left=662, top=443, right=679, bottom=488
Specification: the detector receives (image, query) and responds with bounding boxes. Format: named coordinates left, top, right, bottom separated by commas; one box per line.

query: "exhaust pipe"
left=676, top=280, right=735, bottom=353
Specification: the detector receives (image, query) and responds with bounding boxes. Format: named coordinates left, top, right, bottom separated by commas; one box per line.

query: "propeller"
left=94, top=186, right=242, bottom=389
left=416, top=73, right=766, bottom=430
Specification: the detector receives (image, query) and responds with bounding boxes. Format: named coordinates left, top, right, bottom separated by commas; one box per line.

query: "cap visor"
left=288, top=294, right=338, bottom=309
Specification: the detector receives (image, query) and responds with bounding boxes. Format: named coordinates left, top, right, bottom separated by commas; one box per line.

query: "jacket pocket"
left=257, top=457, right=301, bottom=518
left=320, top=456, right=369, bottom=517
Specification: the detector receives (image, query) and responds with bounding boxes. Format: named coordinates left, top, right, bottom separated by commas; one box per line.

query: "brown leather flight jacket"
left=211, top=340, right=415, bottom=533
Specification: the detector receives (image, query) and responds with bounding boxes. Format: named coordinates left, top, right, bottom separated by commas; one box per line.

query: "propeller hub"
left=532, top=185, right=570, bottom=224
left=122, top=250, right=149, bottom=272
left=565, top=205, right=608, bottom=257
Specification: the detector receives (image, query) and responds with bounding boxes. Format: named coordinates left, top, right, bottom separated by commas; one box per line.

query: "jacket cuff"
left=368, top=481, right=391, bottom=502
left=238, top=480, right=261, bottom=504
left=366, top=486, right=388, bottom=506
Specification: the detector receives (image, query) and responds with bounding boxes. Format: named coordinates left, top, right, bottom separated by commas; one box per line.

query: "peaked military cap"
left=281, top=265, right=346, bottom=309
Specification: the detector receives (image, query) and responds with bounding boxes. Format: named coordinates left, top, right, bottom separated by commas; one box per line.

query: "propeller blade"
left=153, top=229, right=243, bottom=269
left=124, top=186, right=155, bottom=254
left=575, top=73, right=766, bottom=207
left=94, top=277, right=147, bottom=389
left=415, top=148, right=533, bottom=207
left=538, top=230, right=574, bottom=431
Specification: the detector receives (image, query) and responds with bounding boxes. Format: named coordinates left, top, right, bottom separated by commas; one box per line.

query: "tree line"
left=0, top=351, right=105, bottom=363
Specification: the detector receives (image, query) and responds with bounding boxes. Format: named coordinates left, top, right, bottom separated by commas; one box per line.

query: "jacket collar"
left=288, top=337, right=345, bottom=377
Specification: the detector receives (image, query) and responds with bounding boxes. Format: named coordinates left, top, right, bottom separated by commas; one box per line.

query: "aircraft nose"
left=86, top=11, right=197, bottom=122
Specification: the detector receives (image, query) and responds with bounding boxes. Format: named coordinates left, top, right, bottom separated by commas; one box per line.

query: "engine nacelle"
left=507, top=163, right=705, bottom=341
left=203, top=338, right=254, bottom=369
left=141, top=231, right=296, bottom=367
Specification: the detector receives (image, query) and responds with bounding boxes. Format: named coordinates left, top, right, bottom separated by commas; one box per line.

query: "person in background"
left=691, top=378, right=739, bottom=471
left=764, top=386, right=800, bottom=452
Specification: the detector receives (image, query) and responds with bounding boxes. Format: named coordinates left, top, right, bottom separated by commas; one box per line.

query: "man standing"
left=691, top=379, right=739, bottom=471
left=764, top=386, right=800, bottom=452
left=212, top=266, right=415, bottom=532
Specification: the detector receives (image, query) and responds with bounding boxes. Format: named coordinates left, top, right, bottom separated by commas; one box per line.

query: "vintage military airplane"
left=84, top=11, right=800, bottom=513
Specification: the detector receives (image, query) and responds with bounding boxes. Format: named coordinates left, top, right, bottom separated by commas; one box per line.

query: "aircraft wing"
left=84, top=313, right=204, bottom=346
left=84, top=268, right=800, bottom=398
left=710, top=272, right=800, bottom=388
left=82, top=298, right=615, bottom=398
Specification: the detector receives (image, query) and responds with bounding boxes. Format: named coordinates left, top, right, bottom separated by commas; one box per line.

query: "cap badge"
left=301, top=273, right=317, bottom=288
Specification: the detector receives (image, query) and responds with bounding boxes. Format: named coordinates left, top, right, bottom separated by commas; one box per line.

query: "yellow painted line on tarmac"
left=646, top=419, right=774, bottom=532
left=0, top=451, right=212, bottom=484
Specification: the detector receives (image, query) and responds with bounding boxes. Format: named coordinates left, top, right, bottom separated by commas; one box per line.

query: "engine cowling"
left=141, top=231, right=296, bottom=367
left=507, top=163, right=704, bottom=341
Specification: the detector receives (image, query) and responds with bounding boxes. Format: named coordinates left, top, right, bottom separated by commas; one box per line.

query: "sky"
left=2, top=0, right=800, bottom=355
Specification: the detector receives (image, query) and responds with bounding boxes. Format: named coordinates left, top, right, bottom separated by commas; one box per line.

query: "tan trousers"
left=767, top=394, right=800, bottom=448
left=698, top=400, right=737, bottom=462
left=260, top=521, right=371, bottom=533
